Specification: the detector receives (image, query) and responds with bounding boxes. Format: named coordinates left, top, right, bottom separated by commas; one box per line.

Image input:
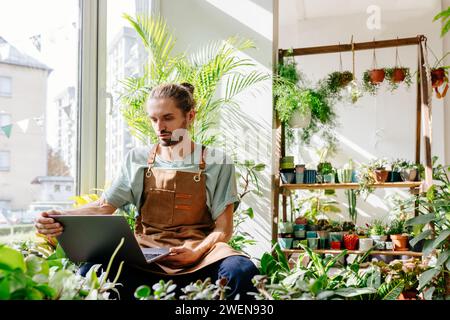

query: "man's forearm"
left=61, top=198, right=117, bottom=215
left=195, top=227, right=232, bottom=257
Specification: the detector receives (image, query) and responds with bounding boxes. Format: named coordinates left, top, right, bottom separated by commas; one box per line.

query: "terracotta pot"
left=398, top=290, right=419, bottom=300
left=369, top=69, right=385, bottom=84
left=391, top=68, right=406, bottom=83
left=373, top=169, right=389, bottom=183
left=390, top=234, right=409, bottom=251
left=295, top=217, right=308, bottom=225
left=343, top=234, right=359, bottom=250
left=431, top=68, right=446, bottom=88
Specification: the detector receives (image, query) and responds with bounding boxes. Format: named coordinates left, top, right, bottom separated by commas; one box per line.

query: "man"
left=35, top=83, right=259, bottom=300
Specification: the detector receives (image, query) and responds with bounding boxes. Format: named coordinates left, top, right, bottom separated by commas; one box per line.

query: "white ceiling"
left=280, top=0, right=438, bottom=25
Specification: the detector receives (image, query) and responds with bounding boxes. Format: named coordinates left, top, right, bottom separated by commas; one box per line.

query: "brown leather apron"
left=134, top=143, right=247, bottom=275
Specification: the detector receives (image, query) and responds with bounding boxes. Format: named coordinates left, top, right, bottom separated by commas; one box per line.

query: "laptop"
left=49, top=215, right=170, bottom=266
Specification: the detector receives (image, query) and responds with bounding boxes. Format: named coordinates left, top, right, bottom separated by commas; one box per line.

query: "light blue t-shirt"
left=102, top=143, right=240, bottom=220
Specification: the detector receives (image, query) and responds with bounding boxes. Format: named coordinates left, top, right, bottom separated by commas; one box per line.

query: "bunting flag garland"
left=16, top=119, right=30, bottom=133
left=0, top=124, right=12, bottom=138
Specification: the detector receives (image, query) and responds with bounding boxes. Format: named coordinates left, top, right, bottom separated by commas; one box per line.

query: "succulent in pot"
left=370, top=158, right=389, bottom=183
left=395, top=160, right=422, bottom=182
left=316, top=219, right=331, bottom=239
left=363, top=69, right=385, bottom=95
left=369, top=219, right=388, bottom=249
left=317, top=162, right=334, bottom=184
left=343, top=233, right=359, bottom=250
left=387, top=219, right=410, bottom=251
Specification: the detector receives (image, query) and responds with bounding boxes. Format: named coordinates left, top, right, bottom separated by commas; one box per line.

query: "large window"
left=0, top=0, right=80, bottom=227
left=103, top=0, right=152, bottom=188
left=0, top=76, right=12, bottom=97
left=0, top=151, right=10, bottom=171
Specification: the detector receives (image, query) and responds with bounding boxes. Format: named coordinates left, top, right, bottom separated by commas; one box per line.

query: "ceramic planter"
left=329, top=232, right=343, bottom=243
left=369, top=69, right=385, bottom=84
left=304, top=169, right=317, bottom=184
left=337, top=168, right=353, bottom=183
left=400, top=169, right=417, bottom=182
left=390, top=234, right=409, bottom=251
left=359, top=238, right=374, bottom=251
left=370, top=235, right=387, bottom=250
left=307, top=237, right=319, bottom=250
left=294, top=224, right=306, bottom=239
left=306, top=231, right=318, bottom=239
left=295, top=165, right=306, bottom=184
left=385, top=241, right=394, bottom=250
left=316, top=230, right=329, bottom=240
left=279, top=222, right=294, bottom=235
left=322, top=173, right=335, bottom=183
left=391, top=68, right=406, bottom=82
left=278, top=237, right=293, bottom=250
left=289, top=108, right=312, bottom=129
left=343, top=234, right=359, bottom=250
left=280, top=170, right=296, bottom=184
left=388, top=171, right=403, bottom=182
left=330, top=241, right=341, bottom=249
left=373, top=169, right=389, bottom=183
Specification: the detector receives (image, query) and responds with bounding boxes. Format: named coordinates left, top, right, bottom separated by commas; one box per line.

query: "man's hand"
left=159, top=246, right=203, bottom=268
left=34, top=210, right=64, bottom=237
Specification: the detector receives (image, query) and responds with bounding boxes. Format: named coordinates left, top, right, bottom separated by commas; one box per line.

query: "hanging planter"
left=384, top=44, right=413, bottom=92
left=363, top=42, right=385, bottom=95
left=288, top=107, right=312, bottom=128
left=431, top=67, right=449, bottom=98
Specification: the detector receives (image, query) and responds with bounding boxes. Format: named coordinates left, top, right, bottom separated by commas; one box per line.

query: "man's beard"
left=159, top=120, right=188, bottom=146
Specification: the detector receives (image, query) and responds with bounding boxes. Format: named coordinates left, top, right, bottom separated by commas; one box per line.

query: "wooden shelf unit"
left=281, top=181, right=422, bottom=191
left=283, top=249, right=423, bottom=257
left=272, top=35, right=433, bottom=260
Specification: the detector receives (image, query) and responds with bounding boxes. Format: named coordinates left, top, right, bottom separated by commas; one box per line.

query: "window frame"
left=77, top=0, right=157, bottom=196
left=0, top=150, right=11, bottom=171
left=0, top=76, right=12, bottom=97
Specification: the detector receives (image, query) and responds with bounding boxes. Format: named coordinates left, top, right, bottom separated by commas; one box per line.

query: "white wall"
left=160, top=0, right=274, bottom=259
left=279, top=0, right=448, bottom=225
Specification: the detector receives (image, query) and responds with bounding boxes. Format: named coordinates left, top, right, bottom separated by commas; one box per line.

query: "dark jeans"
left=78, top=255, right=259, bottom=300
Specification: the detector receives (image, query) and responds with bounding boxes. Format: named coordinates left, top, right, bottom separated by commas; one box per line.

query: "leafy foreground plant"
left=0, top=238, right=125, bottom=300
left=134, top=278, right=230, bottom=300
left=249, top=243, right=422, bottom=300
left=403, top=156, right=450, bottom=299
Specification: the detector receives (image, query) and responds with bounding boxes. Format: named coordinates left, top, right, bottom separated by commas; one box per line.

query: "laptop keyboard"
left=144, top=253, right=161, bottom=261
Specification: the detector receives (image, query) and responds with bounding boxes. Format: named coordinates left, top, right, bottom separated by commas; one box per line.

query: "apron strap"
left=147, top=144, right=159, bottom=165
left=146, top=144, right=159, bottom=178
left=199, top=145, right=206, bottom=170
left=194, top=145, right=206, bottom=182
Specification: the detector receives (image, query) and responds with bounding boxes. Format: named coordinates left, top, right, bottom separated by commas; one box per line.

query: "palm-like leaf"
left=117, top=15, right=269, bottom=146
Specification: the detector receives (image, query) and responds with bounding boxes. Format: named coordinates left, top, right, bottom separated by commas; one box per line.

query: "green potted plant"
left=326, top=71, right=354, bottom=95
left=337, top=159, right=355, bottom=183
left=429, top=52, right=450, bottom=99
left=274, top=49, right=312, bottom=128
left=390, top=158, right=406, bottom=182
left=396, top=160, right=422, bottom=182
left=317, top=161, right=335, bottom=183
left=387, top=219, right=410, bottom=251
left=369, top=219, right=388, bottom=249
left=316, top=219, right=331, bottom=241
left=278, top=220, right=294, bottom=249
left=363, top=69, right=385, bottom=95
left=384, top=67, right=413, bottom=91
left=371, top=158, right=389, bottom=183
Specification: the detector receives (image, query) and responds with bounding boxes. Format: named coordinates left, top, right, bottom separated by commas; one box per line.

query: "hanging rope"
left=372, top=37, right=378, bottom=69
left=351, top=36, right=355, bottom=80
